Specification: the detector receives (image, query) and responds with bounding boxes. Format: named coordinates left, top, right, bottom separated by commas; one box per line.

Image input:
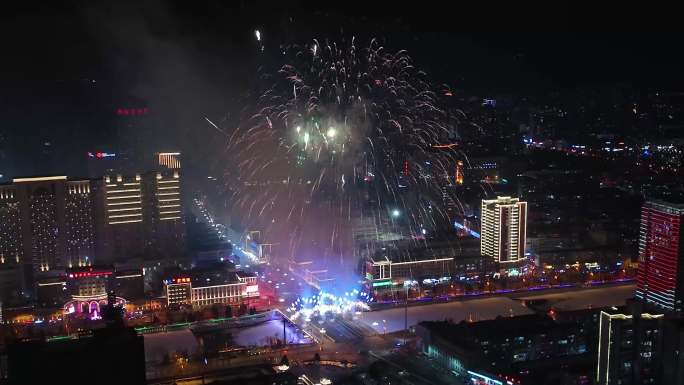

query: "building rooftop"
left=236, top=271, right=256, bottom=278
left=645, top=197, right=684, bottom=212
left=370, top=237, right=481, bottom=264
left=420, top=314, right=557, bottom=350
left=370, top=246, right=457, bottom=264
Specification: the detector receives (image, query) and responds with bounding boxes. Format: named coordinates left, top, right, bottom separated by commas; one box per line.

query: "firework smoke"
left=225, top=37, right=469, bottom=266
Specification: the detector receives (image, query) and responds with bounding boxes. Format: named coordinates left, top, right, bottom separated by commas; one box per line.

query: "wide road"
left=361, top=283, right=636, bottom=333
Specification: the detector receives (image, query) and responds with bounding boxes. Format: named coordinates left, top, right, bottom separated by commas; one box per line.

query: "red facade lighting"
left=636, top=201, right=684, bottom=313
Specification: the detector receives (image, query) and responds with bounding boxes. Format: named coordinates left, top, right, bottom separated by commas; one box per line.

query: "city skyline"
left=2, top=3, right=684, bottom=385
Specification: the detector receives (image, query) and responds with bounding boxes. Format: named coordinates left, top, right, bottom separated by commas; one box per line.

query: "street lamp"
left=391, top=209, right=400, bottom=218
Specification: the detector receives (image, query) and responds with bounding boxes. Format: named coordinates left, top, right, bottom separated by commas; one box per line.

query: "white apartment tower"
left=481, top=196, right=527, bottom=264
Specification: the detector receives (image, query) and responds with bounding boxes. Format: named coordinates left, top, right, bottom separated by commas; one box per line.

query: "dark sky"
left=1, top=1, right=683, bottom=176
left=3, top=2, right=683, bottom=88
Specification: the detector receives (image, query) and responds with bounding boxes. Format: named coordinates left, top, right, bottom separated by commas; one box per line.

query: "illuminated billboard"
left=87, top=152, right=116, bottom=159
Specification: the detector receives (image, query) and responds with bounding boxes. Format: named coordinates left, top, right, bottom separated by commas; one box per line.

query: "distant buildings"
left=636, top=199, right=684, bottom=314
left=0, top=152, right=185, bottom=307
left=481, top=196, right=527, bottom=266
left=594, top=199, right=684, bottom=385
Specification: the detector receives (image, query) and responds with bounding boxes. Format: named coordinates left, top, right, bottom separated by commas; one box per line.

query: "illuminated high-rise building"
left=64, top=180, right=97, bottom=268
left=0, top=185, right=22, bottom=265
left=636, top=200, right=684, bottom=314
left=99, top=152, right=184, bottom=263
left=480, top=196, right=527, bottom=265
left=102, top=173, right=145, bottom=263
left=0, top=185, right=23, bottom=305
left=144, top=152, right=184, bottom=259
left=13, top=176, right=67, bottom=272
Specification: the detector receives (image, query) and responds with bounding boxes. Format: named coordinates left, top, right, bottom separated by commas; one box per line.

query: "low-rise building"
left=163, top=268, right=258, bottom=309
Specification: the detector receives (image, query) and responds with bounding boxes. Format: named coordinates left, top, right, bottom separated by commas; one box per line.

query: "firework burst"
left=225, top=37, right=470, bottom=264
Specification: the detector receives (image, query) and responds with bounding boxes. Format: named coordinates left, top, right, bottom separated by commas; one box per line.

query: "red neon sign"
left=69, top=271, right=112, bottom=279
left=116, top=107, right=148, bottom=116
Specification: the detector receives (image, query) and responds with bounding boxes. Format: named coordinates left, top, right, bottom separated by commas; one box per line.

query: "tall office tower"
left=596, top=308, right=665, bottom=385
left=0, top=185, right=23, bottom=305
left=144, top=152, right=184, bottom=259
left=0, top=185, right=22, bottom=265
left=102, top=173, right=145, bottom=263
left=480, top=196, right=527, bottom=265
left=0, top=177, right=98, bottom=272
left=64, top=180, right=97, bottom=268
left=636, top=200, right=684, bottom=314
left=13, top=176, right=68, bottom=272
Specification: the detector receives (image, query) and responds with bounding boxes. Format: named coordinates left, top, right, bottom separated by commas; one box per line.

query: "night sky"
left=1, top=1, right=683, bottom=177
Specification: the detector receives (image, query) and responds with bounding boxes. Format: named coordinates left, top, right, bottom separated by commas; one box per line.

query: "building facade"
left=143, top=153, right=184, bottom=260
left=64, top=180, right=97, bottom=268
left=636, top=200, right=684, bottom=314
left=102, top=173, right=145, bottom=263
left=62, top=266, right=129, bottom=317
left=101, top=152, right=184, bottom=263
left=0, top=185, right=22, bottom=266
left=481, top=196, right=527, bottom=265
left=164, top=271, right=258, bottom=308
left=165, top=277, right=192, bottom=306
